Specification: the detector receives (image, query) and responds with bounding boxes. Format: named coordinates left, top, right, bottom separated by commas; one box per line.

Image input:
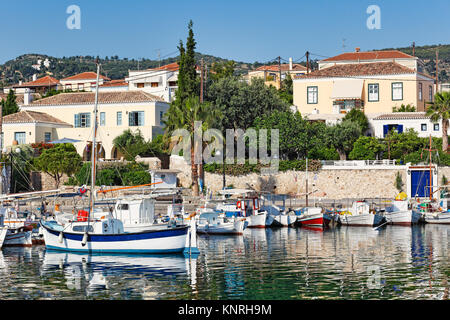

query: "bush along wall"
left=203, top=159, right=322, bottom=176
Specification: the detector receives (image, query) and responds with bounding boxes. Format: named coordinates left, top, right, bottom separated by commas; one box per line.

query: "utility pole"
left=278, top=56, right=282, bottom=89
left=306, top=51, right=310, bottom=74
left=0, top=99, right=3, bottom=195
left=436, top=49, right=439, bottom=93
left=200, top=58, right=204, bottom=103
left=412, top=42, right=416, bottom=57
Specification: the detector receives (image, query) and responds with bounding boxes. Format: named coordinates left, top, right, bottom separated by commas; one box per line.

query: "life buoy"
left=237, top=201, right=241, bottom=209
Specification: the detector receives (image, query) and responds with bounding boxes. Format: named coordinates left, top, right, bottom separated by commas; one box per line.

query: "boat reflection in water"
left=40, top=250, right=198, bottom=298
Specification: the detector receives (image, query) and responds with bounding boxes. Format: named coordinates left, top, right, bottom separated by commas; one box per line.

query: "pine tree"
left=1, top=89, right=19, bottom=116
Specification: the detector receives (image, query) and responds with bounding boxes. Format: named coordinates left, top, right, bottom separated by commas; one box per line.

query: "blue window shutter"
left=74, top=114, right=80, bottom=128
left=397, top=125, right=403, bottom=133
left=383, top=125, right=389, bottom=137
left=87, top=114, right=91, bottom=127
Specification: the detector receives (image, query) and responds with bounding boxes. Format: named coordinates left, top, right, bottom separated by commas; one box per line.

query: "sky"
left=1, top=0, right=449, bottom=64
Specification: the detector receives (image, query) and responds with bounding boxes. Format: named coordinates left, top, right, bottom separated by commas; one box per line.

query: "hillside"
left=1, top=43, right=449, bottom=87
left=0, top=53, right=253, bottom=87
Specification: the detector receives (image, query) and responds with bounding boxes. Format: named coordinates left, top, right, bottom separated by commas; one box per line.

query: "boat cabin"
left=113, top=197, right=156, bottom=227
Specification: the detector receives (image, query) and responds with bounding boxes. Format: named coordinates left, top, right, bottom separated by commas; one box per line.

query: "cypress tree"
left=1, top=89, right=19, bottom=116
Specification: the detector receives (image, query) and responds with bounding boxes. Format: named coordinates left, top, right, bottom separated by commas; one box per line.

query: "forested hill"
left=0, top=53, right=254, bottom=86
left=1, top=43, right=449, bottom=86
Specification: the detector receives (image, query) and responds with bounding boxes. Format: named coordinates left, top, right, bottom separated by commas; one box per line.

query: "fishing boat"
left=261, top=194, right=297, bottom=227
left=40, top=61, right=199, bottom=255
left=216, top=189, right=271, bottom=228
left=0, top=213, right=8, bottom=248
left=338, top=201, right=385, bottom=227
left=383, top=198, right=421, bottom=225
left=296, top=207, right=331, bottom=228
left=196, top=210, right=246, bottom=235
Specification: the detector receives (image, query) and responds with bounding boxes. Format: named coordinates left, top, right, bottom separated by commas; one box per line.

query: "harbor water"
left=0, top=224, right=448, bottom=300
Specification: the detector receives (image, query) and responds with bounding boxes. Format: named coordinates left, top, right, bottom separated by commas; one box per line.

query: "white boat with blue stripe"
left=41, top=216, right=195, bottom=254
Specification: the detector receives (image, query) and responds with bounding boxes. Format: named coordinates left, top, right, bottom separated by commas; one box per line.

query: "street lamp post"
left=215, top=150, right=226, bottom=190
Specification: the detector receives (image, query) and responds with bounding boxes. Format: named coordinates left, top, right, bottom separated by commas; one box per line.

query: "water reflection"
left=0, top=225, right=448, bottom=300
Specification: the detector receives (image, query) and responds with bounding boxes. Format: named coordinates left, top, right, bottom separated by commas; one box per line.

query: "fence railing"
left=321, top=159, right=397, bottom=167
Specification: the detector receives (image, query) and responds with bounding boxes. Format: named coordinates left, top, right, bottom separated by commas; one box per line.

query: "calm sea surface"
left=0, top=224, right=448, bottom=300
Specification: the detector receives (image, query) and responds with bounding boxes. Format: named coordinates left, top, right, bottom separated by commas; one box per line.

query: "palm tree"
left=164, top=95, right=222, bottom=196
left=426, top=91, right=450, bottom=152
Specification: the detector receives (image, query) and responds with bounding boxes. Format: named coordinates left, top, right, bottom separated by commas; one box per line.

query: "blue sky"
left=1, top=0, right=449, bottom=64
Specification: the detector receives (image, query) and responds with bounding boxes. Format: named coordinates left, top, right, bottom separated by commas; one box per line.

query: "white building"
left=371, top=112, right=447, bottom=138
left=60, top=72, right=110, bottom=92
left=126, top=62, right=180, bottom=103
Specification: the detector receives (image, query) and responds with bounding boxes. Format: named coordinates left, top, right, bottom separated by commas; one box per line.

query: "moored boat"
left=383, top=200, right=421, bottom=226
left=197, top=210, right=246, bottom=235
left=296, top=207, right=331, bottom=228
left=338, top=201, right=384, bottom=227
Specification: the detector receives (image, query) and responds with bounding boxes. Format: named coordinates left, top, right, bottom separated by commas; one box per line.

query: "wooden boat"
left=338, top=201, right=385, bottom=227
left=41, top=62, right=199, bottom=255
left=3, top=226, right=33, bottom=247
left=0, top=227, right=8, bottom=248
left=197, top=210, right=246, bottom=235
left=296, top=207, right=331, bottom=228
left=383, top=200, right=421, bottom=225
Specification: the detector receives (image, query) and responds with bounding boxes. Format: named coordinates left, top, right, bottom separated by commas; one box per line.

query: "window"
left=368, top=84, right=379, bottom=102
left=160, top=111, right=164, bottom=125
left=100, top=112, right=105, bottom=126
left=74, top=113, right=91, bottom=128
left=44, top=132, right=51, bottom=143
left=0, top=133, right=3, bottom=150
left=429, top=85, right=433, bottom=101
left=117, top=111, right=122, bottom=126
left=14, top=132, right=26, bottom=144
left=419, top=83, right=423, bottom=101
left=421, top=124, right=427, bottom=131
left=78, top=83, right=84, bottom=90
left=117, top=204, right=129, bottom=210
left=392, top=82, right=403, bottom=101
left=151, top=82, right=159, bottom=88
left=307, top=86, right=318, bottom=104
left=129, top=111, right=144, bottom=126
left=72, top=225, right=94, bottom=233
left=434, top=123, right=439, bottom=131
left=136, top=83, right=144, bottom=88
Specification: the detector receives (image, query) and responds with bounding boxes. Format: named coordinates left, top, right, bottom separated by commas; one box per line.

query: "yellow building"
left=293, top=61, right=435, bottom=116
left=246, top=59, right=307, bottom=89
left=9, top=91, right=169, bottom=160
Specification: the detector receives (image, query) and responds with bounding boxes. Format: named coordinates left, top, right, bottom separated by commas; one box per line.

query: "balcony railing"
left=321, top=159, right=397, bottom=167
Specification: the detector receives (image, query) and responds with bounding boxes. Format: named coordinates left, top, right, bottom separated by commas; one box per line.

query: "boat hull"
left=273, top=214, right=297, bottom=227
left=0, top=227, right=8, bottom=248
left=3, top=229, right=33, bottom=247
left=42, top=224, right=190, bottom=253
left=384, top=210, right=421, bottom=226
left=197, top=219, right=245, bottom=235
left=297, top=213, right=330, bottom=227
left=423, top=211, right=450, bottom=224
left=246, top=213, right=268, bottom=228
left=339, top=213, right=384, bottom=226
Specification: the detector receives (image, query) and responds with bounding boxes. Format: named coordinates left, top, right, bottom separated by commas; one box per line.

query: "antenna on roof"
left=342, top=38, right=346, bottom=51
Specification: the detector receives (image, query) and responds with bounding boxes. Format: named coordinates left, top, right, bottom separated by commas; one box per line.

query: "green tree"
left=210, top=60, right=235, bottom=81
left=348, top=136, right=386, bottom=160
left=326, top=121, right=362, bottom=160
left=426, top=91, right=450, bottom=152
left=278, top=74, right=293, bottom=104
left=34, top=143, right=82, bottom=188
left=206, top=77, right=289, bottom=131
left=383, top=128, right=423, bottom=160
left=395, top=171, right=404, bottom=192
left=342, top=109, right=369, bottom=133
left=1, top=89, right=19, bottom=116
left=164, top=96, right=221, bottom=196
left=113, top=129, right=153, bottom=161
left=392, top=104, right=416, bottom=112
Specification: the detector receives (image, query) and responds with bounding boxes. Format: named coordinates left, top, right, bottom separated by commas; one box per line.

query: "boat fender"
left=103, top=222, right=108, bottom=233
left=81, top=232, right=88, bottom=246
left=58, top=232, right=64, bottom=243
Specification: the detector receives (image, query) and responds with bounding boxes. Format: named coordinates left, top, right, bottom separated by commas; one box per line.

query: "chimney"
left=32, top=74, right=37, bottom=81
left=289, top=57, right=293, bottom=71
left=355, top=47, right=361, bottom=52
left=23, top=88, right=33, bottom=105
left=19, top=80, right=22, bottom=85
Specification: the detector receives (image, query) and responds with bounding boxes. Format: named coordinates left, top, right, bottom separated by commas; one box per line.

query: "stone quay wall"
left=170, top=155, right=450, bottom=200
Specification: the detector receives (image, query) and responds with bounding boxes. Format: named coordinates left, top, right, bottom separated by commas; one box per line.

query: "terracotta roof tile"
left=61, top=72, right=110, bottom=81
left=99, top=79, right=128, bottom=87
left=13, top=75, right=60, bottom=88
left=28, top=91, right=165, bottom=106
left=255, top=64, right=307, bottom=72
left=372, top=112, right=429, bottom=120
left=148, top=62, right=179, bottom=72
left=321, top=50, right=414, bottom=62
left=2, top=110, right=71, bottom=125
left=0, top=93, right=41, bottom=104
left=295, top=62, right=416, bottom=79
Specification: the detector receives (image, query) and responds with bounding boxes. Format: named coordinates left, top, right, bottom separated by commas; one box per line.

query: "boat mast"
left=305, top=157, right=309, bottom=207
left=89, top=60, right=101, bottom=219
